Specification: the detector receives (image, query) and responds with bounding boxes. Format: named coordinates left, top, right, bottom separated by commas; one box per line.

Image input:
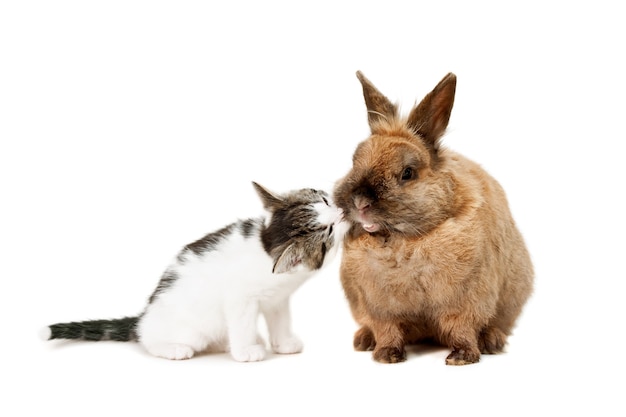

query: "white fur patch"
left=137, top=222, right=338, bottom=361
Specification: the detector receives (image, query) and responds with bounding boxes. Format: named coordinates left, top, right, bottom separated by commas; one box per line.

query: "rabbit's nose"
left=354, top=196, right=371, bottom=212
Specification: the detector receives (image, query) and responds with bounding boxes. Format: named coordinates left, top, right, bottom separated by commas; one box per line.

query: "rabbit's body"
left=334, top=72, right=533, bottom=365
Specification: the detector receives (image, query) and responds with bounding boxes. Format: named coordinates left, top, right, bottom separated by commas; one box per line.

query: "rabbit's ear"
left=356, top=71, right=398, bottom=130
left=407, top=73, right=456, bottom=149
left=252, top=181, right=283, bottom=212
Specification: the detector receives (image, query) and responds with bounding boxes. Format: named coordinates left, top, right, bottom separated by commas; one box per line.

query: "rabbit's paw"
left=478, top=326, right=507, bottom=354
left=353, top=326, right=376, bottom=351
left=445, top=347, right=480, bottom=365
left=373, top=346, right=406, bottom=363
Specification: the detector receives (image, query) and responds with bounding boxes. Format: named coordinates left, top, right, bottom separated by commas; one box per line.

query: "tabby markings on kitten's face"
left=148, top=185, right=344, bottom=304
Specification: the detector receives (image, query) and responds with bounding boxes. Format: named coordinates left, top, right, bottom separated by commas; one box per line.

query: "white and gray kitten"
left=42, top=182, right=347, bottom=362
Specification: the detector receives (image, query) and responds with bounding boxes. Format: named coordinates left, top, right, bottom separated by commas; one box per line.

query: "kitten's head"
left=253, top=182, right=348, bottom=274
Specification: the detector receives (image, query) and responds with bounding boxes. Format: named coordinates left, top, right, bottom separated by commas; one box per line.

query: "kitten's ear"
left=252, top=182, right=283, bottom=211
left=407, top=73, right=456, bottom=149
left=272, top=244, right=302, bottom=274
left=356, top=71, right=398, bottom=130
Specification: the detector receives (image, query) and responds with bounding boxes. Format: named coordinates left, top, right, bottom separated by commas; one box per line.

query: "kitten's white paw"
left=231, top=344, right=266, bottom=362
left=146, top=343, right=195, bottom=360
left=272, top=336, right=303, bottom=354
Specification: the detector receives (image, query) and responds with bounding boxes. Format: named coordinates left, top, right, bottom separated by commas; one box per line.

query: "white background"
left=1, top=1, right=624, bottom=415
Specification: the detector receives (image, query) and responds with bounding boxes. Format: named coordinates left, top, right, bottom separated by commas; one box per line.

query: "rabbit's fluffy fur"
left=333, top=72, right=534, bottom=365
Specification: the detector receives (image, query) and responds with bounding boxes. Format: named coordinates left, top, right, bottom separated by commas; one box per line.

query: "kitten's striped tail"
left=41, top=316, right=139, bottom=342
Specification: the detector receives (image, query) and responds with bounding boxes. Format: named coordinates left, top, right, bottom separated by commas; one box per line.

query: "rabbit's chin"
left=361, top=223, right=380, bottom=233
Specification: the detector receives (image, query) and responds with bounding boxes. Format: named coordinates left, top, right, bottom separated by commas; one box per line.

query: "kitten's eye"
left=401, top=167, right=416, bottom=181
left=322, top=197, right=330, bottom=206
left=328, top=224, right=334, bottom=235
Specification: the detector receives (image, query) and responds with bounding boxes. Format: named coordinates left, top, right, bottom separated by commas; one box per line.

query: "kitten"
left=42, top=182, right=347, bottom=362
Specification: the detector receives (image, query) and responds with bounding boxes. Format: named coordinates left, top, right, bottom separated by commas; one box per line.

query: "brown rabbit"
left=333, top=71, right=534, bottom=365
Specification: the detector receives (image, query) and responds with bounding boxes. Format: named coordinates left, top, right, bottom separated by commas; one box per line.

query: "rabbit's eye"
left=401, top=167, right=416, bottom=181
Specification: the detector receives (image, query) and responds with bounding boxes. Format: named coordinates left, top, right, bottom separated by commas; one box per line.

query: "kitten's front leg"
left=226, top=301, right=266, bottom=362
left=263, top=298, right=303, bottom=355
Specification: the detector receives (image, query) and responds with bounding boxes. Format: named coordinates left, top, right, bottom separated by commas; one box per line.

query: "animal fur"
left=43, top=183, right=347, bottom=362
left=333, top=71, right=534, bottom=365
